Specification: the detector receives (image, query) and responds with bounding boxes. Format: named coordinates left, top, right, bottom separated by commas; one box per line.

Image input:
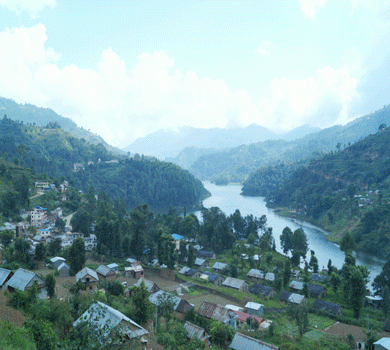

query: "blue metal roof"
left=172, top=233, right=185, bottom=240
left=229, top=332, right=278, bottom=350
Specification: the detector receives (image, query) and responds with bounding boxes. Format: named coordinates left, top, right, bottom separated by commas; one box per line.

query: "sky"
left=0, top=0, right=390, bottom=148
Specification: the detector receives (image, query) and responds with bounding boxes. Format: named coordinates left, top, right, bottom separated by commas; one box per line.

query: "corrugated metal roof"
left=58, top=262, right=70, bottom=271
left=222, top=277, right=246, bottom=290
left=76, top=267, right=98, bottom=282
left=289, top=280, right=304, bottom=290
left=194, top=258, right=206, bottom=266
left=249, top=284, right=274, bottom=297
left=197, top=301, right=217, bottom=318
left=265, top=272, right=275, bottom=282
left=179, top=266, right=190, bottom=275
left=107, top=263, right=118, bottom=269
left=134, top=278, right=154, bottom=292
left=184, top=321, right=208, bottom=341
left=149, top=290, right=181, bottom=310
left=245, top=302, right=263, bottom=310
left=308, top=284, right=325, bottom=295
left=247, top=269, right=264, bottom=279
left=6, top=268, right=42, bottom=291
left=197, top=301, right=232, bottom=323
left=288, top=293, right=305, bottom=304
left=229, top=332, right=278, bottom=350
left=311, top=299, right=342, bottom=315
left=50, top=257, right=65, bottom=263
left=233, top=310, right=264, bottom=324
left=0, top=268, right=12, bottom=286
left=73, top=301, right=148, bottom=339
left=96, top=265, right=114, bottom=277
left=212, top=262, right=227, bottom=270
left=279, top=291, right=291, bottom=302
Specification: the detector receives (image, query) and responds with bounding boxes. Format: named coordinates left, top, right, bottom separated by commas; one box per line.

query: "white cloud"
left=259, top=66, right=359, bottom=131
left=255, top=40, right=272, bottom=56
left=298, top=0, right=327, bottom=20
left=0, top=24, right=361, bottom=148
left=0, top=0, right=56, bottom=17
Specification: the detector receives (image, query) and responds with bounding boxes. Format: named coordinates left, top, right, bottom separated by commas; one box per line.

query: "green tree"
left=0, top=321, right=37, bottom=350
left=25, top=319, right=57, bottom=350
left=288, top=306, right=309, bottom=339
left=280, top=226, right=293, bottom=255
left=340, top=232, right=356, bottom=255
left=48, top=238, right=62, bottom=256
left=45, top=274, right=56, bottom=299
left=132, top=281, right=153, bottom=325
left=283, top=260, right=291, bottom=288
left=188, top=244, right=196, bottom=267
left=330, top=272, right=342, bottom=293
left=0, top=230, right=14, bottom=247
left=383, top=285, right=390, bottom=319
left=309, top=250, right=319, bottom=273
left=157, top=292, right=177, bottom=330
left=209, top=320, right=234, bottom=348
left=68, top=237, right=85, bottom=275
left=35, top=243, right=46, bottom=262
left=349, top=268, right=366, bottom=318
left=291, top=228, right=308, bottom=260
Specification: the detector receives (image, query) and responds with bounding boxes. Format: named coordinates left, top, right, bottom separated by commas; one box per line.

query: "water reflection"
left=195, top=182, right=385, bottom=289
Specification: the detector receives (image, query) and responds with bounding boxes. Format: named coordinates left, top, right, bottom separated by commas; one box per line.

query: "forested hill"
left=72, top=158, right=210, bottom=211
left=0, top=97, right=120, bottom=154
left=190, top=104, right=390, bottom=183
left=0, top=116, right=209, bottom=210
left=269, top=127, right=390, bottom=258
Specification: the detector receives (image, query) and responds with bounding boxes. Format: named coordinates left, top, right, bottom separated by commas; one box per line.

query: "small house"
left=125, top=264, right=144, bottom=279
left=73, top=301, right=148, bottom=346
left=134, top=278, right=160, bottom=293
left=50, top=257, right=66, bottom=270
left=149, top=290, right=192, bottom=314
left=245, top=302, right=264, bottom=317
left=0, top=268, right=13, bottom=289
left=212, top=262, right=228, bottom=272
left=222, top=277, right=248, bottom=292
left=249, top=284, right=276, bottom=298
left=76, top=267, right=99, bottom=292
left=311, top=299, right=343, bottom=316
left=185, top=268, right=201, bottom=278
left=194, top=258, right=208, bottom=270
left=279, top=291, right=307, bottom=306
left=289, top=280, right=304, bottom=292
left=106, top=263, right=118, bottom=272
left=233, top=310, right=264, bottom=329
left=184, top=321, right=210, bottom=348
left=96, top=265, right=116, bottom=281
left=247, top=269, right=264, bottom=282
left=374, top=337, right=390, bottom=350
left=309, top=284, right=326, bottom=298
left=6, top=268, right=47, bottom=299
left=57, top=262, right=70, bottom=277
left=196, top=251, right=216, bottom=260
left=200, top=271, right=223, bottom=286
left=229, top=332, right=278, bottom=350
left=197, top=301, right=236, bottom=327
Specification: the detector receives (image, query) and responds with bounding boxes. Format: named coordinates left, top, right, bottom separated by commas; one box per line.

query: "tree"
left=288, top=306, right=309, bottom=339
left=157, top=292, right=176, bottom=330
left=55, top=217, right=65, bottom=233
left=330, top=272, right=342, bottom=293
left=349, top=268, right=366, bottom=319
left=25, top=318, right=58, bottom=350
left=309, top=250, right=319, bottom=273
left=283, top=260, right=291, bottom=288
left=45, top=274, right=56, bottom=299
left=209, top=320, right=234, bottom=348
left=373, top=258, right=390, bottom=294
left=48, top=238, right=62, bottom=256
left=0, top=230, right=13, bottom=247
left=280, top=226, right=293, bottom=255
left=178, top=239, right=187, bottom=264
left=68, top=237, right=85, bottom=275
left=35, top=243, right=46, bottom=262
left=340, top=232, right=356, bottom=255
left=132, top=281, right=153, bottom=325
left=291, top=228, right=308, bottom=260
left=383, top=285, right=390, bottom=319
left=188, top=244, right=196, bottom=267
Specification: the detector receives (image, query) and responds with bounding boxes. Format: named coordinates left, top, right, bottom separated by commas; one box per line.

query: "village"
left=1, top=180, right=390, bottom=350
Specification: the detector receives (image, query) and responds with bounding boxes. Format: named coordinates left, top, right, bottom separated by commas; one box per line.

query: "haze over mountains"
left=122, top=124, right=321, bottom=160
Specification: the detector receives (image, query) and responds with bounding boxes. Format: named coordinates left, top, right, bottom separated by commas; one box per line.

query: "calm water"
left=195, top=182, right=385, bottom=289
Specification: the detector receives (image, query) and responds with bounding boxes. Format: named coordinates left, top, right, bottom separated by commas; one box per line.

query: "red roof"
left=233, top=310, right=264, bottom=324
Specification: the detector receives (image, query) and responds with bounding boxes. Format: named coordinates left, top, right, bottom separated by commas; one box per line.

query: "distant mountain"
left=279, top=124, right=321, bottom=141
left=0, top=97, right=121, bottom=155
left=190, top=104, right=390, bottom=183
left=123, top=124, right=277, bottom=159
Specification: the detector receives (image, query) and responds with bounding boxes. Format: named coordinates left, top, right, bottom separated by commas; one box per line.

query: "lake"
left=195, top=182, right=385, bottom=289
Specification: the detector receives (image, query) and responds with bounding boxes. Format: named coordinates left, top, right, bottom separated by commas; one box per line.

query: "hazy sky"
left=0, top=0, right=390, bottom=147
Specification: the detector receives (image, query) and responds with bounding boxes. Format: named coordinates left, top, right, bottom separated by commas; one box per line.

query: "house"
left=245, top=302, right=264, bottom=317
left=233, top=310, right=264, bottom=329
left=289, top=280, right=304, bottom=292
left=35, top=181, right=49, bottom=190
left=184, top=321, right=210, bottom=348
left=291, top=269, right=300, bottom=279
left=196, top=251, right=216, bottom=260
left=0, top=268, right=13, bottom=289
left=279, top=291, right=307, bottom=306
left=265, top=272, right=275, bottom=283
left=107, top=263, right=118, bottom=272
left=229, top=332, right=278, bottom=350
left=310, top=273, right=329, bottom=283
left=6, top=268, right=47, bottom=299
left=0, top=222, right=17, bottom=234
left=194, top=258, right=208, bottom=270
left=76, top=267, right=99, bottom=292
left=197, top=301, right=236, bottom=327
left=200, top=272, right=224, bottom=286
left=212, top=262, right=228, bottom=272
left=309, top=284, right=326, bottom=298
left=374, top=338, right=390, bottom=350
left=149, top=290, right=192, bottom=314
left=172, top=233, right=185, bottom=250
left=126, top=258, right=137, bottom=265
left=249, top=284, right=276, bottom=298
left=134, top=278, right=160, bottom=293
left=96, top=265, right=116, bottom=281
left=247, top=269, right=264, bottom=282
left=222, top=277, right=249, bottom=292
left=58, top=262, right=70, bottom=277
left=73, top=301, right=148, bottom=345
left=50, top=256, right=66, bottom=270
left=125, top=264, right=144, bottom=279
left=311, top=299, right=343, bottom=316
left=178, top=266, right=191, bottom=275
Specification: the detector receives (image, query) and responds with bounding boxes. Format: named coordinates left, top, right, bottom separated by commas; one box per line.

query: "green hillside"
left=269, top=127, right=390, bottom=258
left=0, top=116, right=209, bottom=211
left=190, top=104, right=390, bottom=183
